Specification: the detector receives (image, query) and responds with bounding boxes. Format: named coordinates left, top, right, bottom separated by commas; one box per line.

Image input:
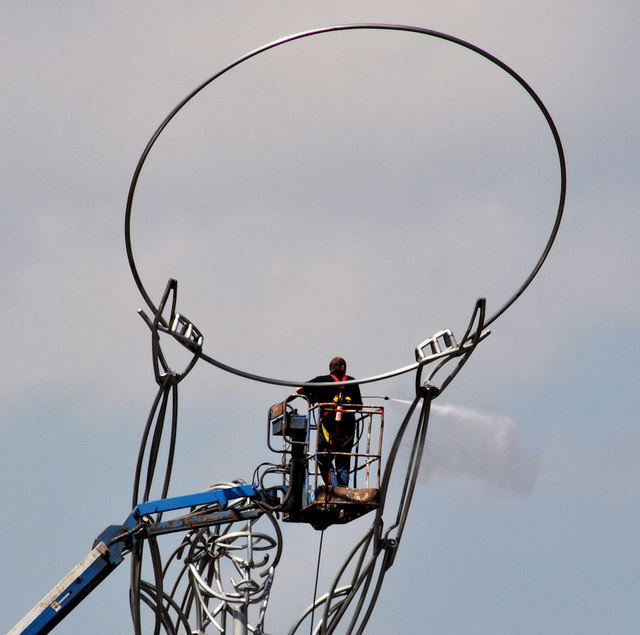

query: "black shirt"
left=302, top=373, right=363, bottom=408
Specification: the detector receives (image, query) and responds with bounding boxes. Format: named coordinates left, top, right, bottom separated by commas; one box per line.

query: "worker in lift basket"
left=298, top=357, right=362, bottom=487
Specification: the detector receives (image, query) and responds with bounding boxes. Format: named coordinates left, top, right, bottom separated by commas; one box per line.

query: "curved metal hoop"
left=125, top=23, right=566, bottom=389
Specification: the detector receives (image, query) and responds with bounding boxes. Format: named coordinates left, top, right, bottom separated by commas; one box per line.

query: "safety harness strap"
left=321, top=374, right=353, bottom=445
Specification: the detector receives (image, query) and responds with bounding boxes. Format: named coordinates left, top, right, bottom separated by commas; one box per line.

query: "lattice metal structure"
left=147, top=488, right=282, bottom=634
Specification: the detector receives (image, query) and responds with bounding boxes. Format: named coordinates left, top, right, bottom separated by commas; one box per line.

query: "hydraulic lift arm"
left=9, top=484, right=264, bottom=635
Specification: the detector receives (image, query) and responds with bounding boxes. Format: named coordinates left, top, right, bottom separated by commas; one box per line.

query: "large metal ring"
left=125, top=23, right=566, bottom=389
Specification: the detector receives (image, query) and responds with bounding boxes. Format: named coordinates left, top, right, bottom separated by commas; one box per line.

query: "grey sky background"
left=2, top=1, right=639, bottom=633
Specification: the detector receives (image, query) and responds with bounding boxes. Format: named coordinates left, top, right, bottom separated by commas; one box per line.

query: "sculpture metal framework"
left=121, top=23, right=566, bottom=635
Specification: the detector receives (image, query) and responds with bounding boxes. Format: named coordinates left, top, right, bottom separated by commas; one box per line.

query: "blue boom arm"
left=9, top=484, right=264, bottom=635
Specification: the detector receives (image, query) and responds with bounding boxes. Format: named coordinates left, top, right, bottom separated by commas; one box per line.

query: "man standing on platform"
left=299, top=357, right=362, bottom=487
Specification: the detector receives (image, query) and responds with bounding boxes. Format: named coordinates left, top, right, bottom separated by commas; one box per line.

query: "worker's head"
left=329, top=357, right=346, bottom=373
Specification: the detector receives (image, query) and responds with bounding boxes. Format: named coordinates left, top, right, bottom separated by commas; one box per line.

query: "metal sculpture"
left=122, top=24, right=565, bottom=635
left=10, top=23, right=565, bottom=635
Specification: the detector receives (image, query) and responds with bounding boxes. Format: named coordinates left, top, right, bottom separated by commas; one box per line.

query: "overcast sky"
left=2, top=2, right=639, bottom=633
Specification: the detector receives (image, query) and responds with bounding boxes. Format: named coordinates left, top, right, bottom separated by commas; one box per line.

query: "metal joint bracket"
left=159, top=312, right=204, bottom=353
left=415, top=329, right=458, bottom=362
